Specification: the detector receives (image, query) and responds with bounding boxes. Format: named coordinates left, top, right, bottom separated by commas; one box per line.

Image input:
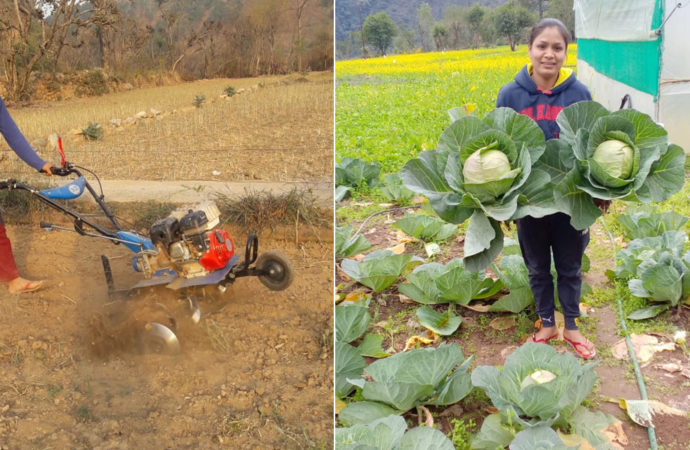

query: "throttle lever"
left=50, top=166, right=71, bottom=176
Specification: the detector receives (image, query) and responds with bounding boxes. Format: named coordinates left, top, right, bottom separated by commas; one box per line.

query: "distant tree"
left=433, top=24, right=449, bottom=50
left=494, top=1, right=535, bottom=51
left=442, top=5, right=469, bottom=49
left=393, top=27, right=416, bottom=54
left=417, top=2, right=435, bottom=52
left=518, top=0, right=549, bottom=19
left=356, top=0, right=371, bottom=57
left=466, top=3, right=487, bottom=48
left=337, top=29, right=363, bottom=59
left=479, top=12, right=497, bottom=47
left=546, top=0, right=574, bottom=39
left=362, top=11, right=397, bottom=56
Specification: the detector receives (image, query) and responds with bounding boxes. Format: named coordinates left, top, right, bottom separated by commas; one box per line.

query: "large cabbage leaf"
left=337, top=401, right=399, bottom=427
left=380, top=172, right=415, bottom=204
left=393, top=214, right=457, bottom=242
left=402, top=108, right=556, bottom=272
left=398, top=258, right=503, bottom=306
left=341, top=250, right=423, bottom=293
left=336, top=157, right=381, bottom=189
left=616, top=207, right=688, bottom=240
left=335, top=414, right=455, bottom=450
left=471, top=413, right=517, bottom=450
left=336, top=341, right=366, bottom=398
left=336, top=225, right=372, bottom=259
left=488, top=254, right=534, bottom=313
left=345, top=344, right=473, bottom=414
left=415, top=305, right=462, bottom=336
left=335, top=302, right=371, bottom=344
left=509, top=426, right=575, bottom=450
left=397, top=262, right=447, bottom=304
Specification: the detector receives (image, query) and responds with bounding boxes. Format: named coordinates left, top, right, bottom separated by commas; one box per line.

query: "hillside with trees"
left=335, top=0, right=508, bottom=41
left=0, top=0, right=334, bottom=102
left=336, top=0, right=574, bottom=59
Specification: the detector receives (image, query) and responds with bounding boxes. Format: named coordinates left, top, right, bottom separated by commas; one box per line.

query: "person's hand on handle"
left=40, top=162, right=54, bottom=176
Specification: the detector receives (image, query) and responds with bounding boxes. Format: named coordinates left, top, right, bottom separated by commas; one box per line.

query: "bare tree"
left=0, top=0, right=333, bottom=99
left=245, top=0, right=287, bottom=75
left=291, top=0, right=309, bottom=72
left=0, top=0, right=122, bottom=101
left=88, top=0, right=122, bottom=71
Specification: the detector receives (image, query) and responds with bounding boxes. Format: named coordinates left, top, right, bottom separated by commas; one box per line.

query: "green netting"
left=578, top=39, right=660, bottom=97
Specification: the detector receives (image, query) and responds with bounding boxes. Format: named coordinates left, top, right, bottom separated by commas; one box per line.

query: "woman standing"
left=0, top=96, right=53, bottom=294
left=496, top=18, right=600, bottom=359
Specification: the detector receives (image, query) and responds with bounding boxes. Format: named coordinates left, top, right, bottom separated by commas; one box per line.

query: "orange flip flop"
left=9, top=280, right=45, bottom=294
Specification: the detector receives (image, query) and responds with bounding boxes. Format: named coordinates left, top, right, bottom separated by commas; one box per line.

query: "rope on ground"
left=353, top=205, right=421, bottom=238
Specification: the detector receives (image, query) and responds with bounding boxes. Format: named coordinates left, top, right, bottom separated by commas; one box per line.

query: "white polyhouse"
left=574, top=0, right=690, bottom=152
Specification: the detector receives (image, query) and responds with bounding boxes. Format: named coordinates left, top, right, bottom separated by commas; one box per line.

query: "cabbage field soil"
left=337, top=207, right=690, bottom=449
left=0, top=222, right=333, bottom=448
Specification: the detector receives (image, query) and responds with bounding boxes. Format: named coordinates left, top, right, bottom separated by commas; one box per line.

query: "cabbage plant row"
left=608, top=208, right=690, bottom=319
left=335, top=328, right=615, bottom=449
left=401, top=101, right=686, bottom=272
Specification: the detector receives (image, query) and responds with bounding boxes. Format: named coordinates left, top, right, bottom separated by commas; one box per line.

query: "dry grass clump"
left=110, top=200, right=178, bottom=232
left=214, top=187, right=330, bottom=233
left=0, top=184, right=331, bottom=238
left=0, top=187, right=178, bottom=234
left=0, top=189, right=51, bottom=224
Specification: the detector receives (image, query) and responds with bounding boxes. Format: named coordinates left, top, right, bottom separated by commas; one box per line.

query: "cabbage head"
left=543, top=101, right=686, bottom=230
left=462, top=144, right=521, bottom=201
left=591, top=139, right=634, bottom=182
left=402, top=107, right=555, bottom=272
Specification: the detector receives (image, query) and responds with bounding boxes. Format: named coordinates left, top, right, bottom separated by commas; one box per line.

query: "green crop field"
left=336, top=45, right=578, bottom=173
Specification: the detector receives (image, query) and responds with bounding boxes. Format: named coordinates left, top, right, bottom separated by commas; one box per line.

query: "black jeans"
left=516, top=213, right=589, bottom=329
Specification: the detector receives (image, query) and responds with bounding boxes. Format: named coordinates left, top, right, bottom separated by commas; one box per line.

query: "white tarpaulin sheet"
left=577, top=59, right=656, bottom=116
left=659, top=83, right=690, bottom=148
left=660, top=0, right=690, bottom=81
left=659, top=1, right=690, bottom=151
left=575, top=0, right=657, bottom=41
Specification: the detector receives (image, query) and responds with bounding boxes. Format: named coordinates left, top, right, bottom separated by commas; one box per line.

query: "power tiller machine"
left=0, top=143, right=293, bottom=352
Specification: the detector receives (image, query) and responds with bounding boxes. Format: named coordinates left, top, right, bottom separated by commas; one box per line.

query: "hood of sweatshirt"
left=514, top=64, right=576, bottom=95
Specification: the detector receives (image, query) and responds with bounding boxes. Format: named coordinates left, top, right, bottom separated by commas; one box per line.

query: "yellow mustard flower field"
left=336, top=45, right=578, bottom=172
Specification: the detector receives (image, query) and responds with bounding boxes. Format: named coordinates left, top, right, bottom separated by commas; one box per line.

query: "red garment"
left=0, top=225, right=19, bottom=282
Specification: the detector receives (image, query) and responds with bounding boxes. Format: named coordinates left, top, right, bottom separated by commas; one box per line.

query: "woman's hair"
left=528, top=18, right=571, bottom=47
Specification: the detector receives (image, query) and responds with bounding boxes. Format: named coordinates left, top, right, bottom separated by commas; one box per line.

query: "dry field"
left=0, top=73, right=334, bottom=448
left=1, top=225, right=334, bottom=449
left=1, top=72, right=333, bottom=182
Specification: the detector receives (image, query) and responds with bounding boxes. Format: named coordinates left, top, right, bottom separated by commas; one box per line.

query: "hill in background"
left=336, top=0, right=506, bottom=41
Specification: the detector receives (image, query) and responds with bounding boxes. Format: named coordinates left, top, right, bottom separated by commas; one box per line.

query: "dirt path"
left=0, top=222, right=334, bottom=448
left=64, top=178, right=334, bottom=207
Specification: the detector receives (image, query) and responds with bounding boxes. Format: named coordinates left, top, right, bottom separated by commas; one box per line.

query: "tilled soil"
left=0, top=223, right=333, bottom=449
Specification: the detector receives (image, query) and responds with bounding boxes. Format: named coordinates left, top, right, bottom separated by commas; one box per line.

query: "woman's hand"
left=40, top=162, right=54, bottom=176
